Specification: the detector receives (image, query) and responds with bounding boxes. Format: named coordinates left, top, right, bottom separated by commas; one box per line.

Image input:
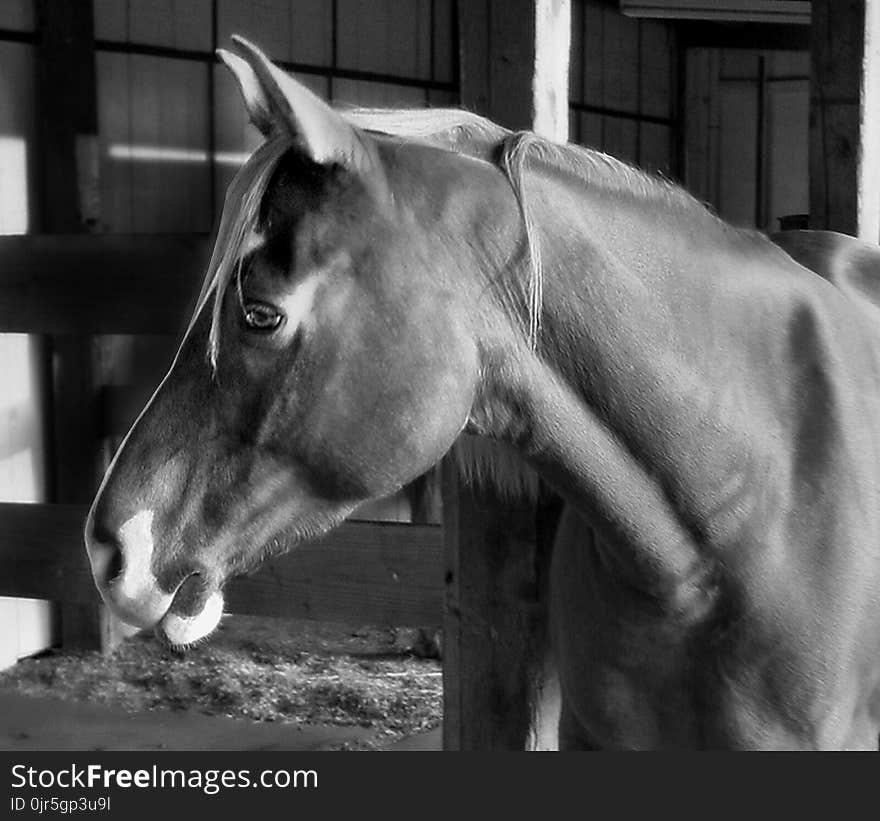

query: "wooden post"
left=810, top=0, right=880, bottom=241
left=442, top=462, right=548, bottom=749
left=533, top=0, right=572, bottom=141
left=443, top=0, right=570, bottom=751
left=35, top=0, right=119, bottom=652
left=458, top=0, right=571, bottom=140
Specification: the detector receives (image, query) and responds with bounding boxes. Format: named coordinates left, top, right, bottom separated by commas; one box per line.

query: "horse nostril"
left=170, top=572, right=208, bottom=616
left=85, top=518, right=124, bottom=586
left=104, top=539, right=124, bottom=583
left=83, top=508, right=171, bottom=630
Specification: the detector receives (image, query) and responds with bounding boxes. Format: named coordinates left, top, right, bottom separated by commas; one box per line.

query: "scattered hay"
left=0, top=615, right=442, bottom=750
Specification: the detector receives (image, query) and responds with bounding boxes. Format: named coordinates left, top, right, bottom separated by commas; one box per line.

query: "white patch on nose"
left=111, top=509, right=174, bottom=628
left=160, top=590, right=225, bottom=648
left=117, top=509, right=155, bottom=582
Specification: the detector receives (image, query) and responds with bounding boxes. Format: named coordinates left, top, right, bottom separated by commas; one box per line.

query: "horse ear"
left=217, top=35, right=367, bottom=168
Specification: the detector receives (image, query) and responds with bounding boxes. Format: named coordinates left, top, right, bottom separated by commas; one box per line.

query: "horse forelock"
left=194, top=136, right=295, bottom=369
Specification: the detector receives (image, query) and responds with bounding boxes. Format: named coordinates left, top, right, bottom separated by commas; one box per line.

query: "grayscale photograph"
left=0, top=0, right=878, bottom=766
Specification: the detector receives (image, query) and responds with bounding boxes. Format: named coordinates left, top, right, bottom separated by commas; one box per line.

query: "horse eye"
left=242, top=302, right=284, bottom=332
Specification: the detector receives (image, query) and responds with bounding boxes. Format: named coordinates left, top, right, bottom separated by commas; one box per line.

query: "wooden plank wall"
left=96, top=53, right=213, bottom=234
left=92, top=0, right=213, bottom=233
left=0, top=234, right=207, bottom=335
left=93, top=0, right=457, bottom=231
left=569, top=0, right=678, bottom=176
left=335, top=0, right=437, bottom=106
left=685, top=47, right=810, bottom=231
left=0, top=1, right=34, bottom=30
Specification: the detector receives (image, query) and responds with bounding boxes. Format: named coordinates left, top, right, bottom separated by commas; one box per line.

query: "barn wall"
left=0, top=5, right=55, bottom=670
left=570, top=3, right=810, bottom=233
left=685, top=47, right=809, bottom=231
left=569, top=0, right=678, bottom=176
left=0, top=1, right=34, bottom=31
left=91, top=0, right=456, bottom=233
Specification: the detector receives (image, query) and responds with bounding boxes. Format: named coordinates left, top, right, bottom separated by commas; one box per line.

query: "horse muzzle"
left=84, top=506, right=225, bottom=646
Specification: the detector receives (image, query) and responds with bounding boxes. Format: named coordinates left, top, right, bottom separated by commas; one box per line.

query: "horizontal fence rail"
left=0, top=235, right=210, bottom=335
left=0, top=503, right=444, bottom=627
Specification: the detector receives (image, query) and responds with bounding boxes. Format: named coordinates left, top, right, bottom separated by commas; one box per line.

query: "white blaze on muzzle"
left=108, top=509, right=175, bottom=629
left=108, top=510, right=225, bottom=644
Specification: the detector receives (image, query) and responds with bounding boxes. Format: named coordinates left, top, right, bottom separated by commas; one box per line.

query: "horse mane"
left=342, top=106, right=508, bottom=148
left=195, top=104, right=720, bottom=502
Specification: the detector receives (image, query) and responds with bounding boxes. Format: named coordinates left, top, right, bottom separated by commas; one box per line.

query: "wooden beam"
left=0, top=503, right=444, bottom=627
left=810, top=0, right=880, bottom=241
left=446, top=0, right=570, bottom=752
left=0, top=235, right=209, bottom=335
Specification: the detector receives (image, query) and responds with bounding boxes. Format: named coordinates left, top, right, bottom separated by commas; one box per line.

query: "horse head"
left=84, top=37, right=524, bottom=647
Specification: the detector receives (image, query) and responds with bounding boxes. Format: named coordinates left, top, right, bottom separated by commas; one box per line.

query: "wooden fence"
left=0, top=503, right=443, bottom=626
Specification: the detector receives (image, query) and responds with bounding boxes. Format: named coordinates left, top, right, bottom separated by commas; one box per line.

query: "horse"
left=84, top=35, right=880, bottom=750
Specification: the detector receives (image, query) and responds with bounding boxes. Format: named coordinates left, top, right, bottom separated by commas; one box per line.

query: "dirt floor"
left=0, top=615, right=443, bottom=751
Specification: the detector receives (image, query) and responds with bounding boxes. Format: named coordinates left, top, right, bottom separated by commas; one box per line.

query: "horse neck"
left=477, top=160, right=774, bottom=597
